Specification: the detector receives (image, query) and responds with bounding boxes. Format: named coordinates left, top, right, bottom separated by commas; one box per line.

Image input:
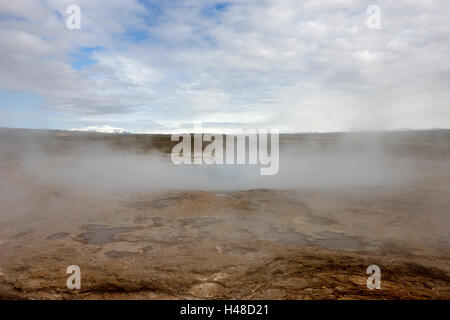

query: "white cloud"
left=0, top=0, right=449, bottom=132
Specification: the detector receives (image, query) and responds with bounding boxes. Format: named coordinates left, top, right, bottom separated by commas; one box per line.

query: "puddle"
left=223, top=218, right=311, bottom=245
left=76, top=225, right=140, bottom=245
left=219, top=218, right=363, bottom=249
left=143, top=244, right=159, bottom=252
left=225, top=218, right=274, bottom=234
left=179, top=217, right=217, bottom=227
left=105, top=250, right=138, bottom=259
left=308, top=215, right=338, bottom=225
left=216, top=244, right=259, bottom=256
left=312, top=231, right=364, bottom=250
left=264, top=231, right=309, bottom=245
left=13, top=230, right=33, bottom=238
left=46, top=232, right=69, bottom=240
left=150, top=197, right=179, bottom=208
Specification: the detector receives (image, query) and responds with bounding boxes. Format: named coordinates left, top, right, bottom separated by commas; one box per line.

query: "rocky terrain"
left=0, top=128, right=449, bottom=299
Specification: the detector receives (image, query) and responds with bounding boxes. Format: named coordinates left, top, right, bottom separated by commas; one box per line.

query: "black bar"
left=0, top=300, right=447, bottom=318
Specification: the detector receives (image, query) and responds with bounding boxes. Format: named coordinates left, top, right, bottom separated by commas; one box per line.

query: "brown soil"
left=0, top=129, right=449, bottom=299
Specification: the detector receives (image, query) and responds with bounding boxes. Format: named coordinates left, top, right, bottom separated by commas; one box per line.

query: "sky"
left=0, top=0, right=449, bottom=133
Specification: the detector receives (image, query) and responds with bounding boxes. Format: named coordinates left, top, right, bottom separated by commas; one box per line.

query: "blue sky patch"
left=69, top=46, right=103, bottom=70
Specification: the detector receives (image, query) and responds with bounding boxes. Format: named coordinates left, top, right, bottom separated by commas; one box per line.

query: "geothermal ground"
left=0, top=128, right=449, bottom=299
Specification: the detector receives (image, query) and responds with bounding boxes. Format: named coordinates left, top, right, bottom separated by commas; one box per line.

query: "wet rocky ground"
left=0, top=129, right=449, bottom=299
left=0, top=186, right=449, bottom=299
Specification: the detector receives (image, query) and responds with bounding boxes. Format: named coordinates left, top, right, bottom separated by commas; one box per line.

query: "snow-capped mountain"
left=70, top=126, right=131, bottom=134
